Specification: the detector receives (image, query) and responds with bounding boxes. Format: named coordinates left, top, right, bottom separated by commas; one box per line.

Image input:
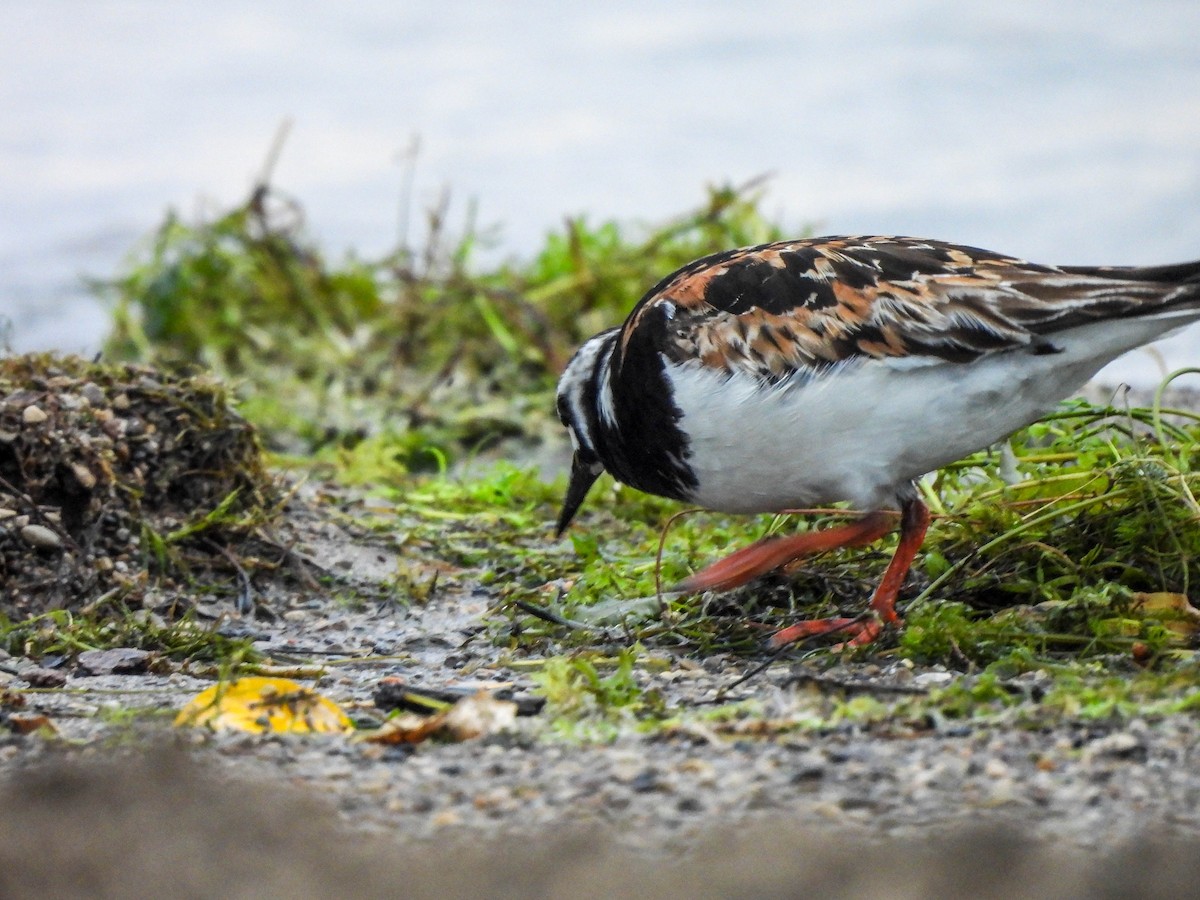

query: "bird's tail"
left=1061, top=258, right=1200, bottom=287
left=1057, top=258, right=1200, bottom=319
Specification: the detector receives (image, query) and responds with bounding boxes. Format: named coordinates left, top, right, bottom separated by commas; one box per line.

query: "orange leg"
left=769, top=498, right=931, bottom=648
left=675, top=499, right=931, bottom=650
left=673, top=511, right=894, bottom=594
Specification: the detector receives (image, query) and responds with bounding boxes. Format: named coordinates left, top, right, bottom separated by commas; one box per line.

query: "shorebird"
left=555, top=236, right=1200, bottom=646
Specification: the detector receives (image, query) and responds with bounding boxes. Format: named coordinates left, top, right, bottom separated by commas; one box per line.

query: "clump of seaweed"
left=98, top=173, right=785, bottom=463
left=0, top=353, right=277, bottom=620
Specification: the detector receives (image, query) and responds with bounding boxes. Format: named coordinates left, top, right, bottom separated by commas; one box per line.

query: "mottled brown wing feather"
left=619, top=236, right=1195, bottom=380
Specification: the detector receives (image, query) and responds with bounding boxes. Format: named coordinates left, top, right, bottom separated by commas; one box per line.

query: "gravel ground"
left=6, top=628, right=1200, bottom=898
left=5, top=568, right=1200, bottom=882
left=6, top=393, right=1200, bottom=895
left=6, top=620, right=1200, bottom=851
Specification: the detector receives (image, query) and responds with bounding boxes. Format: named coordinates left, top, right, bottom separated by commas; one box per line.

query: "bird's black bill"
left=556, top=453, right=602, bottom=537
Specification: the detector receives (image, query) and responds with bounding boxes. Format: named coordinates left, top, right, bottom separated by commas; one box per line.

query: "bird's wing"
left=618, top=236, right=1193, bottom=381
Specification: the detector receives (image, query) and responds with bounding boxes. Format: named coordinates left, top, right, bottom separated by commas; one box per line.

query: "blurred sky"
left=3, top=1, right=1200, bottom=383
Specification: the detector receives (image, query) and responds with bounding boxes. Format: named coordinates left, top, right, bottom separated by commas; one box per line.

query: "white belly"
left=666, top=315, right=1196, bottom=513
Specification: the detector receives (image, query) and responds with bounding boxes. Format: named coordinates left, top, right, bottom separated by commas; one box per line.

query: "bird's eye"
left=555, top=395, right=570, bottom=425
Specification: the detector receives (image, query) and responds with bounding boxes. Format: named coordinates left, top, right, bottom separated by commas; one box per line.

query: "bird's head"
left=554, top=328, right=619, bottom=536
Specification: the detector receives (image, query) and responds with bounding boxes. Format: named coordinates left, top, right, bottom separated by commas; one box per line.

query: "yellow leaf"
left=173, top=677, right=352, bottom=734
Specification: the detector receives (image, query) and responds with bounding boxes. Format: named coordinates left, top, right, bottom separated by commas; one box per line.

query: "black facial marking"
left=594, top=305, right=695, bottom=501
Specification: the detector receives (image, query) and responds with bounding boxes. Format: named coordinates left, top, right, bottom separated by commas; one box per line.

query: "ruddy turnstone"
left=554, top=236, right=1200, bottom=646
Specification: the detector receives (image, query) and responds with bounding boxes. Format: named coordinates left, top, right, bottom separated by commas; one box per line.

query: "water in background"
left=4, top=1, right=1200, bottom=384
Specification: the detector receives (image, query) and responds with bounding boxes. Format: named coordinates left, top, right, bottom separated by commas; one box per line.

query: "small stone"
left=837, top=795, right=877, bottom=812
left=22, top=668, right=68, bottom=688
left=69, top=463, right=97, bottom=491
left=112, top=393, right=131, bottom=411
left=22, top=405, right=48, bottom=425
left=912, top=671, right=954, bottom=688
left=1083, top=732, right=1145, bottom=762
left=983, top=757, right=1011, bottom=779
left=140, top=591, right=171, bottom=612
left=80, top=382, right=106, bottom=406
left=0, top=508, right=16, bottom=520
left=75, top=648, right=153, bottom=676
left=20, top=524, right=62, bottom=550
left=630, top=768, right=663, bottom=793
left=789, top=757, right=827, bottom=782
left=193, top=602, right=227, bottom=620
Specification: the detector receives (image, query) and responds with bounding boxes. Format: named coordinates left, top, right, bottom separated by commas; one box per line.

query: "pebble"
left=912, top=671, right=955, bottom=688
left=80, top=382, right=106, bottom=406
left=22, top=405, right=48, bottom=425
left=22, top=668, right=68, bottom=688
left=69, top=463, right=97, bottom=491
left=75, top=648, right=154, bottom=676
left=983, top=757, right=1012, bottom=779
left=1083, top=732, right=1144, bottom=762
left=20, top=524, right=62, bottom=550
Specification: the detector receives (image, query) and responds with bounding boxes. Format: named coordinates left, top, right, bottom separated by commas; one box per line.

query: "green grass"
left=0, top=607, right=255, bottom=665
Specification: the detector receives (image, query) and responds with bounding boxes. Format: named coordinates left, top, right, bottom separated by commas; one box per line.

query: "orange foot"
left=766, top=614, right=884, bottom=650
left=674, top=499, right=931, bottom=649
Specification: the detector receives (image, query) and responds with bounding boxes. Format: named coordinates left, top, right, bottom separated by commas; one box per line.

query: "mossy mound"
left=0, top=354, right=277, bottom=619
